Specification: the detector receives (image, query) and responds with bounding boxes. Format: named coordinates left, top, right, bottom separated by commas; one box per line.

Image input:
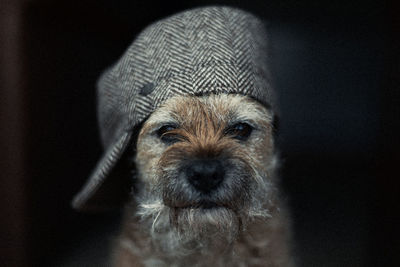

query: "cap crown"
left=98, top=6, right=273, bottom=148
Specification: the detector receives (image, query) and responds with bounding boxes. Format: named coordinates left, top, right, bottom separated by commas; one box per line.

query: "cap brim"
left=72, top=130, right=134, bottom=212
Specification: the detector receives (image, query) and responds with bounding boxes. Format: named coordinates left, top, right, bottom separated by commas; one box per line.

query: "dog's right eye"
left=156, top=125, right=181, bottom=144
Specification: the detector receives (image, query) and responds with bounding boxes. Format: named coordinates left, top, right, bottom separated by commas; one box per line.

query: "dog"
left=112, top=94, right=293, bottom=266
left=72, top=6, right=293, bottom=267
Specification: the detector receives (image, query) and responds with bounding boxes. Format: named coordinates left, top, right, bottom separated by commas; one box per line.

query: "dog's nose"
left=186, top=159, right=224, bottom=193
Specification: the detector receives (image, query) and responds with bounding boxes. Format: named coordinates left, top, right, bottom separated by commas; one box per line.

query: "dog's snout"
left=186, top=159, right=224, bottom=193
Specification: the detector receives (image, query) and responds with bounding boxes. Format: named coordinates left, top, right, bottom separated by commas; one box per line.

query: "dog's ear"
left=271, top=114, right=280, bottom=143
left=122, top=121, right=145, bottom=197
left=71, top=122, right=143, bottom=213
left=272, top=114, right=279, bottom=132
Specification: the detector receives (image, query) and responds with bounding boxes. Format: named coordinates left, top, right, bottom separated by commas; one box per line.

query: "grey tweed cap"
left=72, top=6, right=274, bottom=211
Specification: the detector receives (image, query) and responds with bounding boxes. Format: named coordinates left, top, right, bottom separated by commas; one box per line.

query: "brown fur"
left=113, top=94, right=294, bottom=266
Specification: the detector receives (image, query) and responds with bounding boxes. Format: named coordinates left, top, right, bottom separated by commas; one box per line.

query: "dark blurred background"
left=1, top=0, right=399, bottom=266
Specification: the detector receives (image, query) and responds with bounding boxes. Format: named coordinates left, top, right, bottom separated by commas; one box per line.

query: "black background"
left=1, top=0, right=399, bottom=266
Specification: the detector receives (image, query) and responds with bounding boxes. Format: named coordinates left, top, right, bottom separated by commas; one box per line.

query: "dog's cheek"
left=249, top=131, right=275, bottom=171
left=135, top=137, right=166, bottom=186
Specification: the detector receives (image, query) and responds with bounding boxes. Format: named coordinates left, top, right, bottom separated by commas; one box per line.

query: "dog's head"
left=134, top=93, right=278, bottom=244
left=72, top=7, right=277, bottom=239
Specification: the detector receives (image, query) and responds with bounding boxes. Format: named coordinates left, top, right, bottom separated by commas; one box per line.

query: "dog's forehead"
left=145, top=94, right=272, bottom=126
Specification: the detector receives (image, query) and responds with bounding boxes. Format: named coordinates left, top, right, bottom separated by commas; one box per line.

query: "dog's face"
left=133, top=94, right=277, bottom=249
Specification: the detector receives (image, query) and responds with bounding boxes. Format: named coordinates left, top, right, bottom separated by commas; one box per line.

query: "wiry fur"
left=113, top=94, right=293, bottom=266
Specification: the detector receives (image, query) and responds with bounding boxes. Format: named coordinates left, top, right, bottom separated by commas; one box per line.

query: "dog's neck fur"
left=113, top=201, right=292, bottom=267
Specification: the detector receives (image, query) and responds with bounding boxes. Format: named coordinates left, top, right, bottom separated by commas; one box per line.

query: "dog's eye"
left=225, top=123, right=253, bottom=141
left=156, top=125, right=181, bottom=144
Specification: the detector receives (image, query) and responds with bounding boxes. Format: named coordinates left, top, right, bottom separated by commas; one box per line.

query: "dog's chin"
left=169, top=203, right=241, bottom=241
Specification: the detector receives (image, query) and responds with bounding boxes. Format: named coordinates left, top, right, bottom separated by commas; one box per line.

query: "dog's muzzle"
left=160, top=154, right=253, bottom=212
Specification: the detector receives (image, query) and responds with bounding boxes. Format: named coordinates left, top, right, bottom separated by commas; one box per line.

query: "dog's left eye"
left=156, top=125, right=181, bottom=144
left=225, top=122, right=253, bottom=141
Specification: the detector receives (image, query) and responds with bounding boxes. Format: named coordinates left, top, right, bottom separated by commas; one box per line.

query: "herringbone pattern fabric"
left=73, top=6, right=274, bottom=211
